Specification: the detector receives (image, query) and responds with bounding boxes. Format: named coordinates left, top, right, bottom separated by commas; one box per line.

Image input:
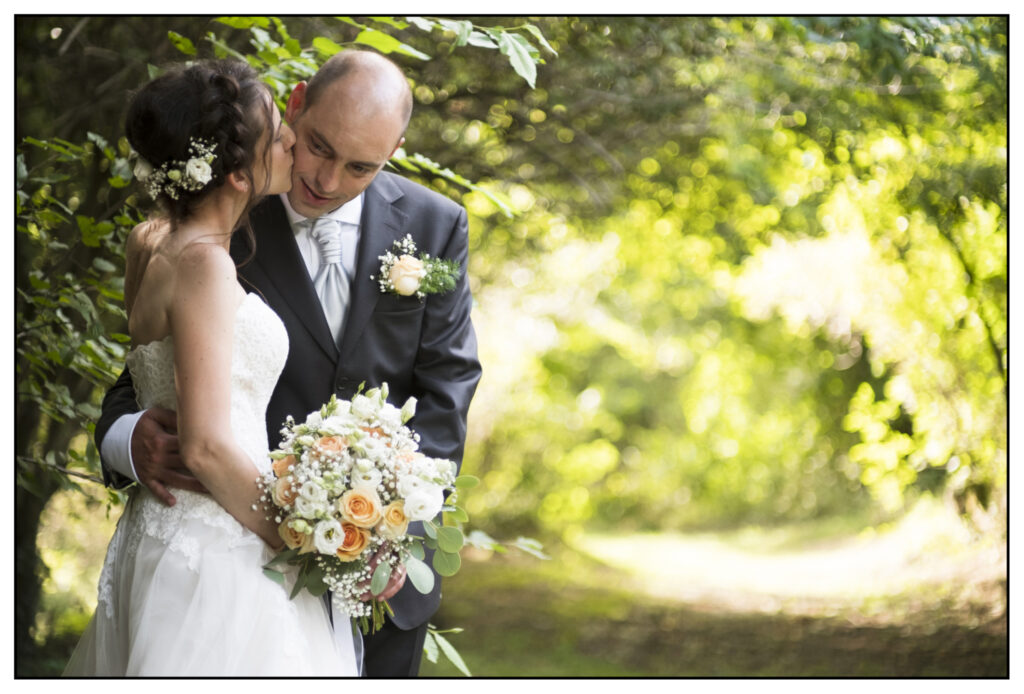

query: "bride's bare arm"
left=171, top=242, right=281, bottom=549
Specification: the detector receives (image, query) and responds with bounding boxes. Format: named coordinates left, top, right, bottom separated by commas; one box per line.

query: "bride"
left=65, top=59, right=358, bottom=676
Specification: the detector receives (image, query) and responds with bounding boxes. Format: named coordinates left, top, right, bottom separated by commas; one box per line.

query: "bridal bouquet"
left=257, top=384, right=472, bottom=633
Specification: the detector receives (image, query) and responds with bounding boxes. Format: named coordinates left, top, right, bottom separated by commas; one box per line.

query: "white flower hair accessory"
left=134, top=137, right=218, bottom=201
left=371, top=234, right=461, bottom=301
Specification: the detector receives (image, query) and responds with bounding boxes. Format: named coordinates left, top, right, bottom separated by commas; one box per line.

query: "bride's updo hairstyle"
left=126, top=59, right=274, bottom=225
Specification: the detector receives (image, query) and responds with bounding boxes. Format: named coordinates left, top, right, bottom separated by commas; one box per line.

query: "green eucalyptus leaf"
left=436, top=526, right=464, bottom=553
left=432, top=549, right=461, bottom=577
left=370, top=560, right=391, bottom=596
left=404, top=555, right=436, bottom=594
left=455, top=475, right=479, bottom=489
left=263, top=567, right=285, bottom=586
left=433, top=630, right=472, bottom=677
left=422, top=630, right=439, bottom=663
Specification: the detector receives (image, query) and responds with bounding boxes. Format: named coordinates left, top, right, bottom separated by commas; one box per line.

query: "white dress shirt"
left=101, top=194, right=364, bottom=483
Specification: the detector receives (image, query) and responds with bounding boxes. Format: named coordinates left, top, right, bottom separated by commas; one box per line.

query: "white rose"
left=389, top=255, right=426, bottom=296
left=404, top=488, right=444, bottom=521
left=133, top=158, right=153, bottom=180
left=185, top=157, right=213, bottom=185
left=313, top=519, right=345, bottom=555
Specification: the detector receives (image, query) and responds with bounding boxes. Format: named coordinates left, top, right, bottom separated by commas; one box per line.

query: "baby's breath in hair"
left=135, top=137, right=218, bottom=201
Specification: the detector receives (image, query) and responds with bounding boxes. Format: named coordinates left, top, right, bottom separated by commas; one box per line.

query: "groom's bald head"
left=304, top=50, right=413, bottom=133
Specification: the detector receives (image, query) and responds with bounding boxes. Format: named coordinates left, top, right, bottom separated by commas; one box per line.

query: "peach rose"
left=313, top=435, right=348, bottom=457
left=389, top=255, right=426, bottom=296
left=378, top=501, right=410, bottom=538
left=272, top=476, right=298, bottom=507
left=335, top=522, right=371, bottom=562
left=272, top=454, right=296, bottom=478
left=339, top=487, right=383, bottom=528
left=278, top=518, right=314, bottom=552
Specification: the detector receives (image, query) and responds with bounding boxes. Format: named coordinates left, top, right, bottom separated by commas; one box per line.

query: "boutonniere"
left=372, top=234, right=461, bottom=300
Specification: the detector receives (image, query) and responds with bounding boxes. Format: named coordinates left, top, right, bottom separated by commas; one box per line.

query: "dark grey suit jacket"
left=97, top=170, right=481, bottom=630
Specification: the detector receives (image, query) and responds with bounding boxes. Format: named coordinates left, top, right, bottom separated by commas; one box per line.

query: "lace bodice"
left=125, top=292, right=288, bottom=470
left=102, top=292, right=289, bottom=602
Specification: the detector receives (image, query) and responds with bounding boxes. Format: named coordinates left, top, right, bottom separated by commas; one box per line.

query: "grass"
left=421, top=497, right=1006, bottom=678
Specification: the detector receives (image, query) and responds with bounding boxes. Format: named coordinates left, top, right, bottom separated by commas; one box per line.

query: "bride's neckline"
left=127, top=292, right=260, bottom=356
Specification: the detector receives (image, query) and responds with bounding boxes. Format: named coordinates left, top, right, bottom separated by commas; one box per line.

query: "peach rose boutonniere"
left=372, top=234, right=461, bottom=300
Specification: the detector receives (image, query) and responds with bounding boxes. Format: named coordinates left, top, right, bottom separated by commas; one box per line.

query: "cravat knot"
left=311, top=218, right=344, bottom=265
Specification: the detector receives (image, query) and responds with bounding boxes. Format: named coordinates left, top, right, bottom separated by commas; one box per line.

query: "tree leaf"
left=167, top=31, right=197, bottom=56
left=353, top=28, right=430, bottom=60
left=525, top=23, right=558, bottom=55
left=313, top=36, right=344, bottom=57
left=495, top=31, right=537, bottom=87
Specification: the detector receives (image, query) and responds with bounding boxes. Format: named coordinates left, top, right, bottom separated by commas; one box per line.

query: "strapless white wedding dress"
left=65, top=293, right=358, bottom=676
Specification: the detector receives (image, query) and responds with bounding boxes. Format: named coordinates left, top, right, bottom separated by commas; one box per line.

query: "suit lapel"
left=337, top=174, right=407, bottom=360
left=248, top=197, right=340, bottom=361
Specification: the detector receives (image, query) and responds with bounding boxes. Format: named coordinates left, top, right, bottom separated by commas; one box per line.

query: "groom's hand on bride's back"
left=131, top=406, right=208, bottom=506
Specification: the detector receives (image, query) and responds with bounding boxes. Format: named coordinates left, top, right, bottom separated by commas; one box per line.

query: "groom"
left=96, top=50, right=481, bottom=677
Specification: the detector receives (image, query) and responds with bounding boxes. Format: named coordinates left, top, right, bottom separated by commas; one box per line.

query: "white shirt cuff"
left=101, top=411, right=145, bottom=484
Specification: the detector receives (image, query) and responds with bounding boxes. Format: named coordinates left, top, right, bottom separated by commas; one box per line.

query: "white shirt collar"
left=280, top=192, right=363, bottom=231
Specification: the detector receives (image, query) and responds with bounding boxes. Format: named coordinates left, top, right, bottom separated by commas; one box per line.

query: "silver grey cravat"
left=310, top=218, right=351, bottom=344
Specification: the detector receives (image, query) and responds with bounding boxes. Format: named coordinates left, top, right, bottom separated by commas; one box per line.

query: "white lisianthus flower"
left=299, top=480, right=328, bottom=503
left=359, top=436, right=387, bottom=461
left=185, top=157, right=212, bottom=185
left=398, top=475, right=443, bottom=499
left=379, top=404, right=402, bottom=430
left=351, top=467, right=382, bottom=489
left=321, top=414, right=352, bottom=435
left=305, top=411, right=323, bottom=429
left=294, top=495, right=321, bottom=517
left=404, top=488, right=444, bottom=521
left=351, top=394, right=377, bottom=419
left=355, top=459, right=375, bottom=473
left=313, top=519, right=345, bottom=555
left=133, top=158, right=153, bottom=181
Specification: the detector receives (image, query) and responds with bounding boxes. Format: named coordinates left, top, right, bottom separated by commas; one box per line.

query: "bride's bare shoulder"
left=126, top=217, right=170, bottom=259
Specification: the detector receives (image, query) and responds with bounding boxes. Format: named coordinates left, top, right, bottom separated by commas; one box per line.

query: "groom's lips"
left=300, top=179, right=330, bottom=205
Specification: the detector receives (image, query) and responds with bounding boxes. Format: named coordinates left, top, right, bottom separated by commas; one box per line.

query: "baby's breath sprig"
left=134, top=137, right=218, bottom=201
left=371, top=234, right=462, bottom=301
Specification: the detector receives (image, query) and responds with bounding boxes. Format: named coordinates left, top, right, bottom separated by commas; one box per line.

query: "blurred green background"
left=16, top=16, right=1006, bottom=677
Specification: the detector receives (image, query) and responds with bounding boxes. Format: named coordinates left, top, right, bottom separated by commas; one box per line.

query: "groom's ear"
left=388, top=136, right=406, bottom=159
left=285, top=82, right=308, bottom=123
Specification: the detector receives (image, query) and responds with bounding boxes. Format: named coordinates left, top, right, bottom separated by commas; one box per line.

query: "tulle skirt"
left=64, top=491, right=358, bottom=677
